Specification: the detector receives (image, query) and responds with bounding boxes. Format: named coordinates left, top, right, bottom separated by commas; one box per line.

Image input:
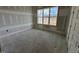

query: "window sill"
left=37, top=24, right=56, bottom=27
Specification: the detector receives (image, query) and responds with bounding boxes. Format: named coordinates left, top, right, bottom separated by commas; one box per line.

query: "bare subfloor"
left=0, top=29, right=67, bottom=53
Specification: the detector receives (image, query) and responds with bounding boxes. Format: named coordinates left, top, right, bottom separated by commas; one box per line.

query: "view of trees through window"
left=37, top=7, right=58, bottom=26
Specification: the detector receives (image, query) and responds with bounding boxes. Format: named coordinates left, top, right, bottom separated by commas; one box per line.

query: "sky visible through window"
left=38, top=7, right=58, bottom=16
left=50, top=7, right=58, bottom=16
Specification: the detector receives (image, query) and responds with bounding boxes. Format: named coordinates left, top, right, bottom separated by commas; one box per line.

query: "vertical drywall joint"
left=9, top=15, right=13, bottom=25
left=2, top=15, right=6, bottom=25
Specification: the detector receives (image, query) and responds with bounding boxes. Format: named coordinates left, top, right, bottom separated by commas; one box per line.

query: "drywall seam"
left=9, top=15, right=13, bottom=24
left=0, top=9, right=33, bottom=15
left=2, top=15, right=6, bottom=25
left=0, top=23, right=32, bottom=31
left=0, top=26, right=32, bottom=39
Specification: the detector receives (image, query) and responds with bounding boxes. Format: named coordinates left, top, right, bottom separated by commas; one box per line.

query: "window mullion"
left=48, top=8, right=50, bottom=25
left=42, top=9, right=44, bottom=24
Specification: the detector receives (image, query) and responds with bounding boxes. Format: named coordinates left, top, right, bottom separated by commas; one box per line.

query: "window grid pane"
left=37, top=9, right=43, bottom=17
left=44, top=8, right=49, bottom=16
left=50, top=16, right=57, bottom=26
left=50, top=7, right=58, bottom=16
left=43, top=17, right=49, bottom=25
left=37, top=17, right=42, bottom=24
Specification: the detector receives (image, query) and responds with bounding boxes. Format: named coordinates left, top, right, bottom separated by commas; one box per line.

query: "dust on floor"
left=0, top=29, right=67, bottom=53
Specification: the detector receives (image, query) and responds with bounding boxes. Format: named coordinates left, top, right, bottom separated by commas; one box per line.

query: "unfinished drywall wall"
left=57, top=6, right=71, bottom=35
left=0, top=6, right=32, bottom=38
left=67, top=6, right=79, bottom=53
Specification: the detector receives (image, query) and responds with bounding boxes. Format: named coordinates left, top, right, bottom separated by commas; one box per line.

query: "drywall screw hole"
left=78, top=45, right=79, bottom=48
left=6, top=30, right=8, bottom=32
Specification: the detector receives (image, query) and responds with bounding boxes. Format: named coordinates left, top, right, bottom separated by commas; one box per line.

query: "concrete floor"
left=0, top=29, right=67, bottom=53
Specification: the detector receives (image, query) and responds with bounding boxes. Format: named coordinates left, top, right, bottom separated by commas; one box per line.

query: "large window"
left=37, top=7, right=58, bottom=26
